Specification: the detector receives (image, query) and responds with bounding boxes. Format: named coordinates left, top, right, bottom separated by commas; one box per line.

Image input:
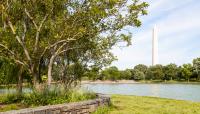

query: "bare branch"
left=0, top=43, right=15, bottom=55
left=25, top=8, right=38, bottom=29
left=7, top=20, right=32, bottom=63
left=39, top=39, right=76, bottom=62
left=0, top=44, right=29, bottom=67
left=22, top=21, right=27, bottom=42
left=57, top=47, right=80, bottom=56
left=14, top=59, right=28, bottom=67
left=33, top=13, right=50, bottom=54
left=38, top=13, right=49, bottom=31
left=4, top=0, right=11, bottom=11
left=50, top=39, right=75, bottom=48
left=55, top=43, right=67, bottom=55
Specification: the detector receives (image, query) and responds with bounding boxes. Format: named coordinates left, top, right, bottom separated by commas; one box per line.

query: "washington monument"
left=152, top=25, right=158, bottom=66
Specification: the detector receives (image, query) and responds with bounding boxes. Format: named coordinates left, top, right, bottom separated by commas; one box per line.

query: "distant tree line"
left=84, top=58, right=200, bottom=82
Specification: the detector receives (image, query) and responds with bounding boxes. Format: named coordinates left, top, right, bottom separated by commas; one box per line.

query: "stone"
left=1, top=94, right=110, bottom=114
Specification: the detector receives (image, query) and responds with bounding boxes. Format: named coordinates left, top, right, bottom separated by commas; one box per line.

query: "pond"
left=82, top=83, right=200, bottom=102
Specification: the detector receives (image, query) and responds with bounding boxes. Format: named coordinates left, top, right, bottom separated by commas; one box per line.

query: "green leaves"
left=147, top=65, right=164, bottom=80
left=0, top=57, right=18, bottom=84
left=181, top=64, right=193, bottom=81
left=0, top=0, right=149, bottom=85
left=193, top=58, right=200, bottom=75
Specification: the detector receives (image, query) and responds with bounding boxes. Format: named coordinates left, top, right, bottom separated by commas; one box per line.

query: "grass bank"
left=93, top=95, right=200, bottom=114
left=0, top=87, right=96, bottom=112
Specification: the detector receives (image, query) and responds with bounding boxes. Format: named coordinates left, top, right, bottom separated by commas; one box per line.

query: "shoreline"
left=81, top=80, right=139, bottom=84
left=81, top=80, right=200, bottom=84
left=1, top=80, right=200, bottom=88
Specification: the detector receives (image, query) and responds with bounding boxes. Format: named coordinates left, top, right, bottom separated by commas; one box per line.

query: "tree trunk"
left=32, top=72, right=38, bottom=87
left=48, top=55, right=56, bottom=86
left=17, top=65, right=23, bottom=95
left=30, top=63, right=40, bottom=88
left=61, top=66, right=66, bottom=83
left=38, top=60, right=43, bottom=83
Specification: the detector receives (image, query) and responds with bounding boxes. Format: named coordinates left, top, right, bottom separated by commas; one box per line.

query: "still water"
left=82, top=84, right=200, bottom=102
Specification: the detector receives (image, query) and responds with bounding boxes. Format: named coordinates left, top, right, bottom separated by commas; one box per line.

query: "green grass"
left=94, top=95, right=200, bottom=114
left=0, top=103, right=28, bottom=112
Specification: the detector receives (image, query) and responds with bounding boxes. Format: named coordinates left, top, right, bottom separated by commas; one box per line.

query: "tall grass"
left=1, top=85, right=96, bottom=107
left=92, top=106, right=111, bottom=114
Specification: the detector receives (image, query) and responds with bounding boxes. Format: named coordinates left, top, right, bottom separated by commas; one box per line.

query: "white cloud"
left=111, top=0, right=200, bottom=70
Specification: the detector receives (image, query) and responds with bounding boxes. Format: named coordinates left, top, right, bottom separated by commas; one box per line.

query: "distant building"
left=152, top=25, right=158, bottom=66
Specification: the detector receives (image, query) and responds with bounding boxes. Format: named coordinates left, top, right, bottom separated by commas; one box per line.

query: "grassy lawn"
left=94, top=95, right=200, bottom=114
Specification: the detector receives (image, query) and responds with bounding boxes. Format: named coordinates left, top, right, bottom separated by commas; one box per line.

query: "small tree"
left=163, top=63, right=178, bottom=81
left=181, top=64, right=193, bottom=82
left=101, top=66, right=120, bottom=81
left=133, top=64, right=148, bottom=80
left=84, top=67, right=100, bottom=81
left=193, top=58, right=200, bottom=80
left=146, top=65, right=164, bottom=80
left=132, top=69, right=145, bottom=80
left=119, top=69, right=132, bottom=80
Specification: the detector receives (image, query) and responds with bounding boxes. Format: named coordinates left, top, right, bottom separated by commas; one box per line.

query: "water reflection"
left=0, top=88, right=31, bottom=94
left=150, top=84, right=160, bottom=97
left=82, top=84, right=200, bottom=102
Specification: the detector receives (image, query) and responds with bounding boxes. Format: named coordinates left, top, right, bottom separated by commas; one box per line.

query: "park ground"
left=1, top=94, right=200, bottom=113
left=94, top=95, right=200, bottom=114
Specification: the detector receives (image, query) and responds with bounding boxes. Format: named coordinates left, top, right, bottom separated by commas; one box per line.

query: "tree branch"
left=57, top=47, right=80, bottom=56
left=38, top=13, right=49, bottom=31
left=39, top=39, right=76, bottom=66
left=25, top=8, right=38, bottom=29
left=33, top=13, right=50, bottom=53
left=55, top=43, right=67, bottom=55
left=22, top=21, right=27, bottom=42
left=7, top=20, right=32, bottom=63
left=0, top=44, right=29, bottom=67
left=0, top=43, right=15, bottom=55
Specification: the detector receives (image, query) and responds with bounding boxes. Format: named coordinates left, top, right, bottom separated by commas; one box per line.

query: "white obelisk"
left=152, top=25, right=158, bottom=66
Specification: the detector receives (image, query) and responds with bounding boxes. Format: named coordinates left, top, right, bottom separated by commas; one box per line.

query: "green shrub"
left=1, top=94, right=24, bottom=104
left=1, top=86, right=96, bottom=107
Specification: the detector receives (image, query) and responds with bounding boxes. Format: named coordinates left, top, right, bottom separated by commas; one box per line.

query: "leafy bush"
left=1, top=86, right=96, bottom=106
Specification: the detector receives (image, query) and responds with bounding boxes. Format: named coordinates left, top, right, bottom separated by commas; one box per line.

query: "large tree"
left=146, top=65, right=164, bottom=80
left=193, top=58, right=200, bottom=80
left=181, top=64, right=193, bottom=82
left=132, top=69, right=145, bottom=80
left=163, top=63, right=178, bottom=80
left=119, top=69, right=132, bottom=80
left=133, top=64, right=148, bottom=80
left=0, top=0, right=148, bottom=87
left=101, top=66, right=120, bottom=81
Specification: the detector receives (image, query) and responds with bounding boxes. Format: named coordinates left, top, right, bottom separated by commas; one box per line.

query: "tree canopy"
left=0, top=0, right=148, bottom=87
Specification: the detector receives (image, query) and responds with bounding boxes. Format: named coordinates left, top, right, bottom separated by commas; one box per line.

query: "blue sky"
left=111, top=0, right=200, bottom=70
